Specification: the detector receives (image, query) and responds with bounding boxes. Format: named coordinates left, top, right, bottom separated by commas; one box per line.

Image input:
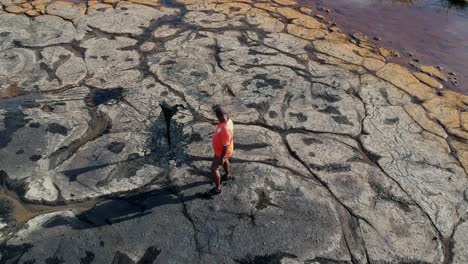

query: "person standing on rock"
left=210, top=105, right=234, bottom=194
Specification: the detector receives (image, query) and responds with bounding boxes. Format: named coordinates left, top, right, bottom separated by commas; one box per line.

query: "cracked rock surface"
left=0, top=0, right=467, bottom=263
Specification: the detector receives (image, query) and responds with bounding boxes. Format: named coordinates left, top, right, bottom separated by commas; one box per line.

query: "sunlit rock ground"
left=0, top=0, right=468, bottom=263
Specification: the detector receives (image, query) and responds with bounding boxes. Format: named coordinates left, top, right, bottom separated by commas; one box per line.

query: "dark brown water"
left=301, top=0, right=468, bottom=94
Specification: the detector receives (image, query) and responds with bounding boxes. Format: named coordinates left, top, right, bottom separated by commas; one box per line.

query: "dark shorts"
left=211, top=155, right=229, bottom=170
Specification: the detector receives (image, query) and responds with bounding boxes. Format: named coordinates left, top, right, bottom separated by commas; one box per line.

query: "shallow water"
left=301, top=0, right=468, bottom=94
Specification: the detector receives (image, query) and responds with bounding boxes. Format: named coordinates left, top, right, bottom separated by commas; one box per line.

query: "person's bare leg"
left=223, top=158, right=231, bottom=178
left=211, top=157, right=222, bottom=192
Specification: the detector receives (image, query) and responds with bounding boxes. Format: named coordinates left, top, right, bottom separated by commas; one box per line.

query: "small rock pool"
left=301, top=0, right=468, bottom=94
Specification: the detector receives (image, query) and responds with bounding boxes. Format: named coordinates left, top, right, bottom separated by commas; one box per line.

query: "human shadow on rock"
left=42, top=179, right=212, bottom=230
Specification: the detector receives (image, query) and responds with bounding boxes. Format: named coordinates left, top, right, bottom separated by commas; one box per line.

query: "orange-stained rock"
left=127, top=0, right=160, bottom=7
left=299, top=6, right=312, bottom=13
left=461, top=112, right=468, bottom=131
left=87, top=2, right=112, bottom=12
left=87, top=1, right=101, bottom=7
left=404, top=104, right=447, bottom=138
left=423, top=96, right=461, bottom=130
left=45, top=1, right=85, bottom=20
left=31, top=0, right=48, bottom=6
left=315, top=53, right=367, bottom=74
left=253, top=2, right=278, bottom=12
left=246, top=8, right=284, bottom=33
left=323, top=31, right=347, bottom=41
left=278, top=7, right=324, bottom=29
left=410, top=62, right=448, bottom=82
left=277, top=6, right=302, bottom=18
left=450, top=140, right=468, bottom=173
left=363, top=58, right=385, bottom=72
left=273, top=0, right=296, bottom=6
left=25, top=8, right=39, bottom=16
left=377, top=63, right=434, bottom=101
left=357, top=41, right=376, bottom=52
left=5, top=4, right=26, bottom=13
left=447, top=128, right=468, bottom=140
left=313, top=40, right=364, bottom=65
left=440, top=90, right=468, bottom=107
left=286, top=23, right=326, bottom=40
left=179, top=0, right=252, bottom=4
left=18, top=2, right=32, bottom=10
left=413, top=72, right=443, bottom=89
left=379, top=47, right=399, bottom=58
left=213, top=2, right=252, bottom=17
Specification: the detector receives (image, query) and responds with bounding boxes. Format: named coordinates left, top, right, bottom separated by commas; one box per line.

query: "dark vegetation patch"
left=0, top=31, right=11, bottom=37
left=318, top=106, right=341, bottom=115
left=0, top=244, right=33, bottom=263
left=368, top=179, right=412, bottom=213
left=312, top=92, right=341, bottom=103
left=0, top=197, right=14, bottom=223
left=0, top=110, right=28, bottom=149
left=332, top=116, right=353, bottom=126
left=379, top=88, right=389, bottom=101
left=80, top=251, right=95, bottom=264
left=236, top=252, right=297, bottom=264
left=254, top=188, right=274, bottom=210
left=384, top=117, right=399, bottom=125
left=29, top=122, right=40, bottom=128
left=189, top=132, right=202, bottom=143
left=229, top=6, right=241, bottom=12
left=29, top=155, right=42, bottom=162
left=410, top=96, right=424, bottom=104
left=302, top=137, right=323, bottom=145
left=268, top=110, right=278, bottom=118
left=253, top=74, right=284, bottom=90
left=107, top=142, right=125, bottom=153
left=288, top=112, right=307, bottom=122
left=45, top=256, right=64, bottom=264
left=159, top=60, right=176, bottom=65
left=246, top=101, right=270, bottom=113
left=189, top=71, right=208, bottom=78
left=46, top=123, right=68, bottom=136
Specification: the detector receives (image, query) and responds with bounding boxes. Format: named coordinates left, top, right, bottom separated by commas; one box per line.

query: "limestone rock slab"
left=452, top=220, right=468, bottom=264
left=81, top=37, right=141, bottom=89
left=75, top=3, right=178, bottom=36
left=286, top=132, right=443, bottom=263
left=360, top=91, right=468, bottom=236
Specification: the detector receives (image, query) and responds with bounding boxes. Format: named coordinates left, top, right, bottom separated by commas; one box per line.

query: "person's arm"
left=220, top=145, right=228, bottom=160
left=219, top=128, right=231, bottom=160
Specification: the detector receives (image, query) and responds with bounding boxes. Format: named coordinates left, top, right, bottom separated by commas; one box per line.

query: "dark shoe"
left=222, top=174, right=234, bottom=182
left=207, top=187, right=222, bottom=195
